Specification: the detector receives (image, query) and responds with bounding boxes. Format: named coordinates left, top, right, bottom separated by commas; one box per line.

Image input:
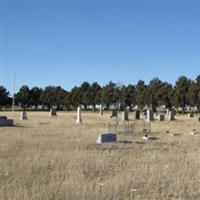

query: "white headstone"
left=20, top=111, right=27, bottom=120
left=76, top=106, right=82, bottom=123
left=188, top=112, right=194, bottom=119
left=49, top=108, right=57, bottom=117
left=99, top=105, right=103, bottom=116
left=168, top=111, right=175, bottom=121
left=146, top=109, right=154, bottom=121
left=121, top=111, right=129, bottom=121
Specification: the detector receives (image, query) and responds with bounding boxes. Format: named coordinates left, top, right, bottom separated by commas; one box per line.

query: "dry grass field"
left=0, top=111, right=200, bottom=200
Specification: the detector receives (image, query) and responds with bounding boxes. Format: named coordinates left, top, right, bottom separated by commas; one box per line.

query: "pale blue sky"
left=0, top=0, right=200, bottom=93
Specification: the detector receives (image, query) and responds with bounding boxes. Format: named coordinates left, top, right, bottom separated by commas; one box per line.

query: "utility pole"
left=0, top=0, right=4, bottom=86
left=12, top=70, right=15, bottom=112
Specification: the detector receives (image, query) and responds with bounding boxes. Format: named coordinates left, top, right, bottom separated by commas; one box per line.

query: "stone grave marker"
left=188, top=112, right=194, bottom=119
left=154, top=113, right=158, bottom=120
left=134, top=110, right=140, bottom=120
left=158, top=114, right=165, bottom=121
left=121, top=111, right=129, bottom=121
left=146, top=109, right=154, bottom=121
left=99, top=105, right=103, bottom=116
left=0, top=116, right=14, bottom=126
left=49, top=108, right=57, bottom=117
left=166, top=109, right=169, bottom=116
left=76, top=106, right=82, bottom=123
left=167, top=111, right=175, bottom=121
left=20, top=111, right=27, bottom=120
left=96, top=133, right=117, bottom=144
left=111, top=110, right=118, bottom=118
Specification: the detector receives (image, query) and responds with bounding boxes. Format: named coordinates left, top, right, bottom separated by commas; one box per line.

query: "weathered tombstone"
left=146, top=109, right=154, bottom=121
left=134, top=110, right=140, bottom=120
left=168, top=111, right=175, bottom=121
left=20, top=111, right=27, bottom=120
left=121, top=111, right=129, bottom=121
left=111, top=110, right=118, bottom=118
left=158, top=114, right=165, bottom=121
left=96, top=133, right=117, bottom=144
left=99, top=105, right=103, bottom=116
left=0, top=116, right=14, bottom=126
left=188, top=112, right=194, bottom=119
left=76, top=106, right=82, bottom=123
left=49, top=108, right=57, bottom=117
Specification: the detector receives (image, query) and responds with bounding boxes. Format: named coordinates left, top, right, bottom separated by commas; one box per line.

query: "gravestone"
left=166, top=109, right=169, bottom=116
left=0, top=116, right=14, bottom=126
left=121, top=111, right=129, bottom=121
left=158, top=114, right=165, bottom=121
left=188, top=112, right=194, bottom=119
left=134, top=110, right=140, bottom=120
left=154, top=113, right=159, bottom=120
left=49, top=108, right=57, bottom=117
left=146, top=109, right=154, bottom=121
left=76, top=106, right=82, bottom=123
left=20, top=111, right=27, bottom=120
left=96, top=133, right=117, bottom=144
left=168, top=111, right=175, bottom=121
left=111, top=110, right=118, bottom=118
left=99, top=105, right=103, bottom=116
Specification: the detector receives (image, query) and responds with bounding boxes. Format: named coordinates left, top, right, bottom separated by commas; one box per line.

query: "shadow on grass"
left=38, top=122, right=50, bottom=125
left=14, top=123, right=31, bottom=128
left=118, top=140, right=133, bottom=144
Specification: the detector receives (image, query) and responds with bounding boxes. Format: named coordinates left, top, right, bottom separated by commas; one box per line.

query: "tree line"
left=0, top=75, right=200, bottom=112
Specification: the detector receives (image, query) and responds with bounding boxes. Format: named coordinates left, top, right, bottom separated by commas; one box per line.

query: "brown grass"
left=0, top=111, right=200, bottom=200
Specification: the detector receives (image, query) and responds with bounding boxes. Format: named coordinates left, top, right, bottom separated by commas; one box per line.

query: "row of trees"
left=0, top=75, right=200, bottom=112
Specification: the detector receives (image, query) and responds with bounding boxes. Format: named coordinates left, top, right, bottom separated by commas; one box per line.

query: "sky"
left=0, top=0, right=200, bottom=93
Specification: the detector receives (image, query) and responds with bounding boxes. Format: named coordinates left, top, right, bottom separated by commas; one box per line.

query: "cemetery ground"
left=0, top=111, right=200, bottom=200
